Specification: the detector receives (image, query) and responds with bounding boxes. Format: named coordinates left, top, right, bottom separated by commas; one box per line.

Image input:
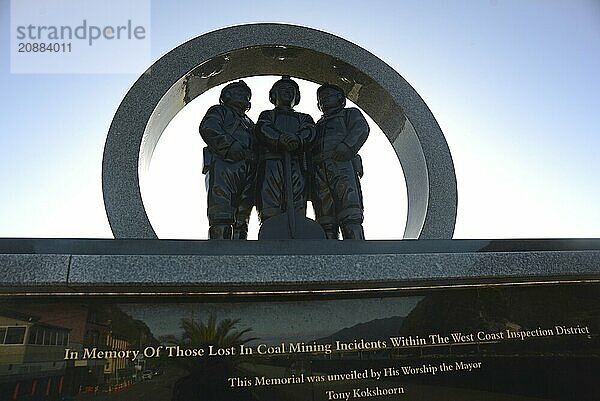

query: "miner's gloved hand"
left=279, top=132, right=300, bottom=152
left=332, top=142, right=353, bottom=161
left=226, top=141, right=246, bottom=162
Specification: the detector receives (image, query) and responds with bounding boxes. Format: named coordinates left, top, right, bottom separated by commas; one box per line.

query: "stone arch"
left=103, top=23, right=457, bottom=239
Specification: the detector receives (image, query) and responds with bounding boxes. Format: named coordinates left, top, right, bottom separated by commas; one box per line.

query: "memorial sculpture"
left=199, top=80, right=257, bottom=240
left=5, top=24, right=597, bottom=401
left=312, top=83, right=369, bottom=240
left=103, top=24, right=458, bottom=240
left=200, top=78, right=369, bottom=240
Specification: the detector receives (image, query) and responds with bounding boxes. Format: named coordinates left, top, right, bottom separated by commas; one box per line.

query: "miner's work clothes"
left=312, top=107, right=369, bottom=226
left=199, top=104, right=257, bottom=225
left=255, top=107, right=316, bottom=222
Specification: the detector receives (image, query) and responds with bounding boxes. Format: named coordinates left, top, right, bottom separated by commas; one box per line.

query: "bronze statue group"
left=199, top=76, right=369, bottom=240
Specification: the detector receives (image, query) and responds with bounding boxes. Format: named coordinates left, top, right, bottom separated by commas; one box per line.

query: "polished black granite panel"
left=0, top=284, right=597, bottom=400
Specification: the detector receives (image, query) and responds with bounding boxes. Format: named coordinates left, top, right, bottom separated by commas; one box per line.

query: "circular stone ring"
left=103, top=23, right=457, bottom=239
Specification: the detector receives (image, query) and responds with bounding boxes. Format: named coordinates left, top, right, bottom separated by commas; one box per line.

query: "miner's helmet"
left=269, top=76, right=301, bottom=107
left=219, top=80, right=252, bottom=111
left=317, top=83, right=346, bottom=111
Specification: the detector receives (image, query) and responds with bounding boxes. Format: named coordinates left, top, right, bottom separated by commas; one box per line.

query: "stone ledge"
left=0, top=254, right=70, bottom=284
left=0, top=239, right=599, bottom=295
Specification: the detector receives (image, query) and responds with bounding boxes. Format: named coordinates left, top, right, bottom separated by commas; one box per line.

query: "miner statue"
left=256, top=76, right=324, bottom=239
left=312, top=83, right=369, bottom=239
left=199, top=80, right=257, bottom=239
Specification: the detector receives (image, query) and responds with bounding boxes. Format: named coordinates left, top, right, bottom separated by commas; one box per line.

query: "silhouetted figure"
left=200, top=81, right=257, bottom=239
left=312, top=84, right=369, bottom=239
left=255, top=77, right=316, bottom=224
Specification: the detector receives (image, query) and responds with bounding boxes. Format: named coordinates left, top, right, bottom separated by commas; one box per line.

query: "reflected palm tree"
left=170, top=315, right=257, bottom=401
left=180, top=315, right=256, bottom=350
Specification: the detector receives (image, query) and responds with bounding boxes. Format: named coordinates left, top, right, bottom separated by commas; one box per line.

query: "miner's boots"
left=208, top=224, right=233, bottom=240
left=341, top=224, right=365, bottom=240
left=232, top=221, right=249, bottom=240
left=321, top=224, right=340, bottom=240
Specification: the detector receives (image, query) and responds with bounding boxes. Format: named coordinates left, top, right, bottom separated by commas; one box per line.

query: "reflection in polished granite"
left=0, top=284, right=598, bottom=400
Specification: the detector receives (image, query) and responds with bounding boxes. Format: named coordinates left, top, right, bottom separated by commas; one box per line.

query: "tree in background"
left=170, top=315, right=257, bottom=401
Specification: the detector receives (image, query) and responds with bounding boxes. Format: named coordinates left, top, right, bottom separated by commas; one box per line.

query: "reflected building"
left=0, top=304, right=155, bottom=400
left=0, top=309, right=71, bottom=400
left=103, top=332, right=133, bottom=388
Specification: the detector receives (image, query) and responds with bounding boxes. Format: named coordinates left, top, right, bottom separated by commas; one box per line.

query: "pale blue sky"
left=1, top=0, right=599, bottom=239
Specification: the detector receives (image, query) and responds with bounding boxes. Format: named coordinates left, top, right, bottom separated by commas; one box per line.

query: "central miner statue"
left=200, top=77, right=369, bottom=240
